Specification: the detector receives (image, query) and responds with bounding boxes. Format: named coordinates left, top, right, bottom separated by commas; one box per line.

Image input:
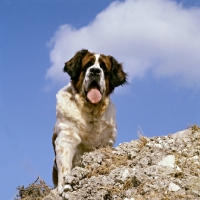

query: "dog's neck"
left=76, top=93, right=110, bottom=115
left=67, top=82, right=110, bottom=115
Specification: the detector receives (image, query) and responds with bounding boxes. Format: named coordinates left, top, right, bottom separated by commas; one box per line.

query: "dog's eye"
left=100, top=62, right=106, bottom=71
left=100, top=62, right=108, bottom=76
left=85, top=61, right=94, bottom=68
left=83, top=61, right=94, bottom=73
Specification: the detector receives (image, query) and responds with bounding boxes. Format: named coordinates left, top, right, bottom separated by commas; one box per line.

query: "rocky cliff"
left=16, top=125, right=200, bottom=200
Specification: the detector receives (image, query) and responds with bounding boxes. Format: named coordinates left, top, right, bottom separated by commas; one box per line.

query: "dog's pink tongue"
left=87, top=88, right=102, bottom=104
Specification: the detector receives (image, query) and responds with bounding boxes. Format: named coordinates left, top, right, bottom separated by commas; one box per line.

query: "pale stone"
left=158, top=155, right=175, bottom=167
left=122, top=169, right=129, bottom=181
left=171, top=129, right=191, bottom=139
left=63, top=184, right=73, bottom=192
left=154, top=143, right=163, bottom=148
left=175, top=165, right=182, bottom=171
left=168, top=182, right=181, bottom=191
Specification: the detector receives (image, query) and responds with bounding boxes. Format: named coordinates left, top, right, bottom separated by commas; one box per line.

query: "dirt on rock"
left=17, top=125, right=200, bottom=200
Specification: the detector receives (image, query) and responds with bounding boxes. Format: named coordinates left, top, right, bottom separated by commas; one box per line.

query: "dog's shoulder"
left=56, top=83, right=79, bottom=118
left=56, top=83, right=74, bottom=103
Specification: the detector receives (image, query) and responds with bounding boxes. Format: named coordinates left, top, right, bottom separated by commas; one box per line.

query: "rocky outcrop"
left=44, top=125, right=200, bottom=200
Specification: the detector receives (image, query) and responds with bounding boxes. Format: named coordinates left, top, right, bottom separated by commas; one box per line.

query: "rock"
left=42, top=189, right=62, bottom=200
left=63, top=184, right=73, bottom=192
left=42, top=126, right=200, bottom=200
left=168, top=182, right=181, bottom=191
left=158, top=155, right=175, bottom=167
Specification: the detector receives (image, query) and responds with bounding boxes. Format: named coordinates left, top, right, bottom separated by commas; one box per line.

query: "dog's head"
left=63, top=49, right=127, bottom=104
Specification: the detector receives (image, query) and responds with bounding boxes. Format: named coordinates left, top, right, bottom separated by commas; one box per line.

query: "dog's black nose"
left=90, top=67, right=101, bottom=74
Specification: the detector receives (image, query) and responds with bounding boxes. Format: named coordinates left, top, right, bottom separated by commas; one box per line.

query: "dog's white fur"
left=54, top=83, right=116, bottom=193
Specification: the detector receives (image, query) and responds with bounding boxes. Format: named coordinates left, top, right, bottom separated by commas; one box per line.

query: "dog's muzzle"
left=85, top=67, right=103, bottom=104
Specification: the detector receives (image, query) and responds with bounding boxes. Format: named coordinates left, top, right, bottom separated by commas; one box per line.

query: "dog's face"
left=63, top=49, right=127, bottom=104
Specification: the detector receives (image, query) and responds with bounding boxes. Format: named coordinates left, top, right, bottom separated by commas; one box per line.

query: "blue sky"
left=0, top=0, right=200, bottom=199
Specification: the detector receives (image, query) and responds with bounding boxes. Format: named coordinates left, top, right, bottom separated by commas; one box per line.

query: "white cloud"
left=46, top=0, right=200, bottom=88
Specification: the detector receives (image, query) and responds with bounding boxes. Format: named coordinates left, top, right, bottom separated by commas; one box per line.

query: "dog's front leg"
left=55, top=132, right=81, bottom=194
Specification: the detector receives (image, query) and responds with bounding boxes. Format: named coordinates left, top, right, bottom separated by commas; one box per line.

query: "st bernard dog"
left=52, top=49, right=127, bottom=193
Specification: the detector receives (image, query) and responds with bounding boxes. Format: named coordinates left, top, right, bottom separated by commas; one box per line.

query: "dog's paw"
left=59, top=185, right=72, bottom=200
left=57, top=184, right=73, bottom=195
left=57, top=185, right=64, bottom=194
left=62, top=192, right=69, bottom=199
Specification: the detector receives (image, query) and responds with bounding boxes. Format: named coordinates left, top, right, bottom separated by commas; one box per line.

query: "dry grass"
left=123, top=178, right=134, bottom=190
left=189, top=124, right=200, bottom=134
left=137, top=134, right=148, bottom=149
left=136, top=126, right=148, bottom=148
left=86, top=147, right=128, bottom=178
left=106, top=186, right=122, bottom=196
left=87, top=162, right=112, bottom=177
left=15, top=177, right=51, bottom=200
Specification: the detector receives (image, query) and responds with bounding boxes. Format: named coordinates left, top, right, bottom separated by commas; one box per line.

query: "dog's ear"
left=63, top=49, right=89, bottom=79
left=109, top=56, right=128, bottom=87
